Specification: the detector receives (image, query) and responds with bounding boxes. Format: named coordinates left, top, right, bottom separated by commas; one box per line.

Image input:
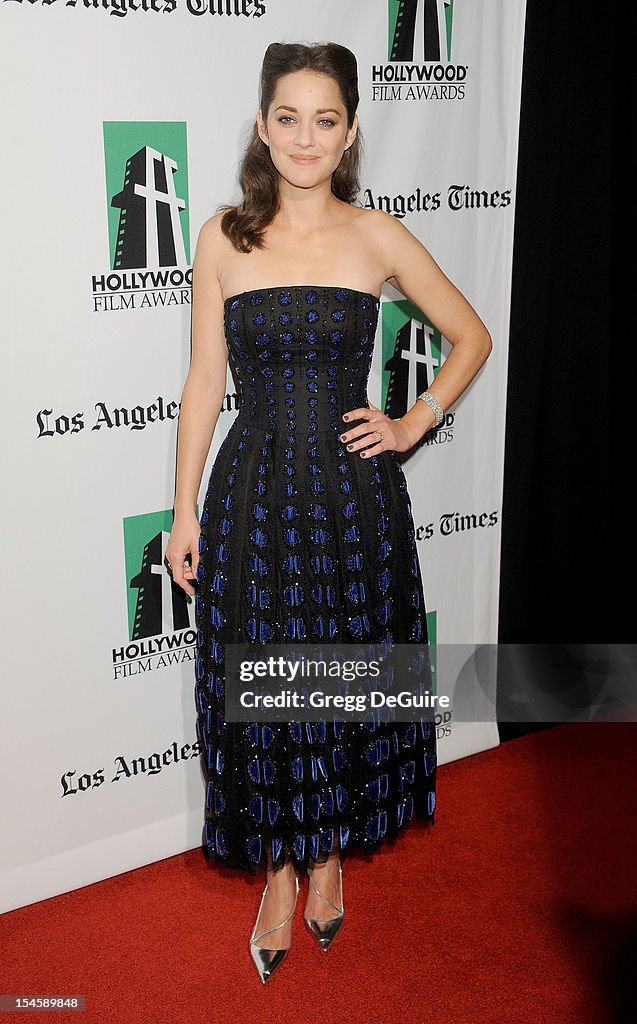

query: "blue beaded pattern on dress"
left=194, top=285, right=437, bottom=875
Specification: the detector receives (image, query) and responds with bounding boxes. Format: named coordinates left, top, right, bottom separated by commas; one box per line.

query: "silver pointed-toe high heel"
left=304, top=859, right=344, bottom=952
left=249, top=874, right=299, bottom=984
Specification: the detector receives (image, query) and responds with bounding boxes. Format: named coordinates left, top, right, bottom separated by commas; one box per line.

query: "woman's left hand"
left=339, top=401, right=419, bottom=455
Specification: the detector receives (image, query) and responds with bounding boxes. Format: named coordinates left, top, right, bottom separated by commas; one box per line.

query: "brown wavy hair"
left=219, top=41, right=362, bottom=253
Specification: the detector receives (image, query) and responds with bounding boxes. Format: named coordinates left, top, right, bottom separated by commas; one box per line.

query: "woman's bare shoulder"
left=350, top=204, right=411, bottom=240
left=343, top=207, right=411, bottom=261
left=197, top=210, right=228, bottom=245
left=194, top=210, right=238, bottom=267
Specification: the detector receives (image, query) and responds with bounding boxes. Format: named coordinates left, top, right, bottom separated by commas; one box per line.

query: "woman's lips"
left=289, top=155, right=320, bottom=164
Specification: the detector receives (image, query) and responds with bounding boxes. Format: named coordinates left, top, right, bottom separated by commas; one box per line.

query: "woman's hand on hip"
left=339, top=401, right=420, bottom=455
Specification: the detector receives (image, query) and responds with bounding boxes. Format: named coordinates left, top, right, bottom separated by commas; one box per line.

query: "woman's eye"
left=278, top=116, right=294, bottom=124
left=319, top=119, right=336, bottom=127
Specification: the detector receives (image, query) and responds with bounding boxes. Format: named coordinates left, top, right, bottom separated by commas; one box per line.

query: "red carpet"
left=2, top=724, right=635, bottom=1024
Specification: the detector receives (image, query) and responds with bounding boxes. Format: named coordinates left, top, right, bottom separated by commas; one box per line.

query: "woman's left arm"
left=343, top=212, right=493, bottom=453
left=384, top=213, right=493, bottom=444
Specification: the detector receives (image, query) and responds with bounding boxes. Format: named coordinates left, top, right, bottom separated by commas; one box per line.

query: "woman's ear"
left=256, top=109, right=269, bottom=147
left=344, top=113, right=358, bottom=151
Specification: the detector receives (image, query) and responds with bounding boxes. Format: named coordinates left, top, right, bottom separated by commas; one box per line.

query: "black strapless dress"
left=194, top=285, right=437, bottom=876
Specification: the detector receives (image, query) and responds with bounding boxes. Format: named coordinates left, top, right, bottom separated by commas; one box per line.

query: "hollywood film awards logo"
left=114, top=509, right=197, bottom=679
left=92, top=122, right=192, bottom=312
left=381, top=299, right=455, bottom=445
left=373, top=0, right=467, bottom=102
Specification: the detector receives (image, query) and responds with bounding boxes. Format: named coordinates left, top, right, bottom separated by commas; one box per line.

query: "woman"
left=166, top=41, right=492, bottom=983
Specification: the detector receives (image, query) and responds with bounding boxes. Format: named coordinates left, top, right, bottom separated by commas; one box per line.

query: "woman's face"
left=256, top=69, right=357, bottom=192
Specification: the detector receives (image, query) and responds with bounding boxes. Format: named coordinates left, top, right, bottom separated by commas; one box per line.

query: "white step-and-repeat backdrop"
left=1, top=0, right=526, bottom=913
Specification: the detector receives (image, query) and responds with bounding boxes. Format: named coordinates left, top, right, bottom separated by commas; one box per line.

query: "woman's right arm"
left=167, top=214, right=229, bottom=597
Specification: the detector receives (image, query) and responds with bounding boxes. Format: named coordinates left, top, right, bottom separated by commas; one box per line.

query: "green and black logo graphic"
left=426, top=609, right=437, bottom=685
left=103, top=122, right=190, bottom=271
left=123, top=509, right=193, bottom=642
left=381, top=299, right=446, bottom=420
left=388, top=0, right=454, bottom=63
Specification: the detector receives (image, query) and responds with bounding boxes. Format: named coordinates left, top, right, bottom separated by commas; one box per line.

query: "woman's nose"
left=294, top=121, right=315, bottom=147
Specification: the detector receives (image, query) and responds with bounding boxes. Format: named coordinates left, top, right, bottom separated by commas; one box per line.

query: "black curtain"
left=498, top=0, right=621, bottom=644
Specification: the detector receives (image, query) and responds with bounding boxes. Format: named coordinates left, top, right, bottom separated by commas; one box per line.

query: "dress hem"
left=200, top=808, right=436, bottom=878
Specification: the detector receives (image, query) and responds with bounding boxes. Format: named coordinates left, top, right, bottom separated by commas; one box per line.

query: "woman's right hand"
left=166, top=511, right=201, bottom=598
